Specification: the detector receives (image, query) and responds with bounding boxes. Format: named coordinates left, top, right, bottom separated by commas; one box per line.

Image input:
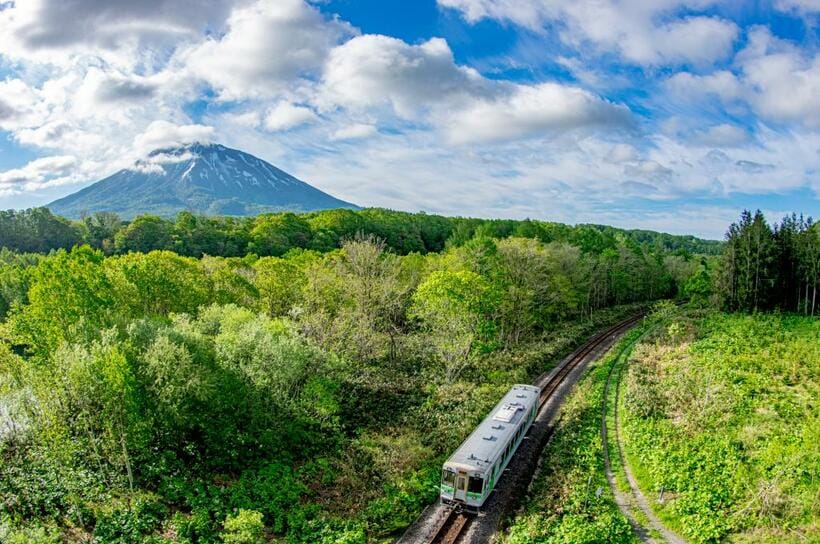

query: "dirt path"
left=602, top=340, right=687, bottom=544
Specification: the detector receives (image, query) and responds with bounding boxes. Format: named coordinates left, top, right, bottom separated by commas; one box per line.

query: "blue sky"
left=0, top=0, right=818, bottom=238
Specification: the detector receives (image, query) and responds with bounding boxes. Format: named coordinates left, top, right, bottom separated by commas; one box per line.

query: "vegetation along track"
left=399, top=311, right=647, bottom=544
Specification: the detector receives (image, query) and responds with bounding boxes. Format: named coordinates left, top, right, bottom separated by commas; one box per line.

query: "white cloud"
left=263, top=102, right=318, bottom=131
left=321, top=34, right=630, bottom=144
left=666, top=27, right=820, bottom=128
left=183, top=0, right=354, bottom=99
left=738, top=27, right=820, bottom=127
left=129, top=150, right=198, bottom=175
left=444, top=82, right=631, bottom=144
left=321, top=35, right=490, bottom=117
left=330, top=123, right=378, bottom=141
left=0, top=0, right=242, bottom=68
left=133, top=121, right=214, bottom=154
left=664, top=70, right=744, bottom=102
left=438, top=0, right=738, bottom=66
left=0, top=78, right=44, bottom=131
left=0, top=155, right=79, bottom=194
left=775, top=0, right=820, bottom=14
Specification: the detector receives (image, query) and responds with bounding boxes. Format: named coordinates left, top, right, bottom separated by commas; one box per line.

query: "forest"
left=0, top=207, right=815, bottom=543
left=0, top=207, right=722, bottom=258
left=719, top=210, right=818, bottom=314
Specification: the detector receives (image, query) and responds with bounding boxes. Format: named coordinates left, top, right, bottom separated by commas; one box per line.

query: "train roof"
left=444, top=384, right=540, bottom=474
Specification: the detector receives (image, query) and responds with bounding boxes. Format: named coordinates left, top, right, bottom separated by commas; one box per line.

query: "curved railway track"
left=411, top=311, right=647, bottom=544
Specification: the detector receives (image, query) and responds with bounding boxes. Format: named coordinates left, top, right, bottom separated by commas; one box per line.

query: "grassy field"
left=621, top=311, right=819, bottom=543
left=502, top=307, right=818, bottom=544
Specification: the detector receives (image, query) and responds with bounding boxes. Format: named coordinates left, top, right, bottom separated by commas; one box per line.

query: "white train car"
left=440, top=384, right=541, bottom=512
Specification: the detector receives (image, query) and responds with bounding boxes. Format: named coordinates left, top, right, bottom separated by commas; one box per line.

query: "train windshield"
left=442, top=469, right=456, bottom=486
left=468, top=476, right=484, bottom=494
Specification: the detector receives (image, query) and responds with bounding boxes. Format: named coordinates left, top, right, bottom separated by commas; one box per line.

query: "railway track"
left=412, top=311, right=647, bottom=544
left=535, top=312, right=645, bottom=410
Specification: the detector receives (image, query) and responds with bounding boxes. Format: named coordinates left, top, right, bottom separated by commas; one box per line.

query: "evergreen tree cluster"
left=720, top=210, right=818, bottom=314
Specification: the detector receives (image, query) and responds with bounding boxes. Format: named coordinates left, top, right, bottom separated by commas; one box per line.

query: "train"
left=440, top=384, right=541, bottom=512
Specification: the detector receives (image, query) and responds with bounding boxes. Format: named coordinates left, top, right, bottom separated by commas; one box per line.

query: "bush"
left=222, top=509, right=264, bottom=544
left=92, top=494, right=167, bottom=543
left=0, top=519, right=61, bottom=544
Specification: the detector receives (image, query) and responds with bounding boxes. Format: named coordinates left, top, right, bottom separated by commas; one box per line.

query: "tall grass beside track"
left=504, top=307, right=819, bottom=544
left=621, top=311, right=819, bottom=543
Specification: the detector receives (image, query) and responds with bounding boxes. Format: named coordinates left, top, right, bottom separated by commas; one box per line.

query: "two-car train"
left=440, top=384, right=540, bottom=512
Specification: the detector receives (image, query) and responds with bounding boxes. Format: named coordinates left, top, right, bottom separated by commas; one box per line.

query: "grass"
left=620, top=310, right=819, bottom=544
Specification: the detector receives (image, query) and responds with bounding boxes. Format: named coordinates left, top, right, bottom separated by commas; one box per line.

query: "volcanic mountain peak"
left=48, top=142, right=357, bottom=219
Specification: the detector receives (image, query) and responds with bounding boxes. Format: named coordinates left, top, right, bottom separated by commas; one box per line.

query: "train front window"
left=468, top=476, right=484, bottom=494
left=442, top=469, right=456, bottom=487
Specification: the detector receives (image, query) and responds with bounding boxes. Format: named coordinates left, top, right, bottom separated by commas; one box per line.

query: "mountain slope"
left=48, top=143, right=357, bottom=219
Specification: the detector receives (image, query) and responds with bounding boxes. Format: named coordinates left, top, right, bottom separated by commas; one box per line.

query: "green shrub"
left=222, top=509, right=264, bottom=544
left=92, top=494, right=167, bottom=543
left=0, top=519, right=61, bottom=544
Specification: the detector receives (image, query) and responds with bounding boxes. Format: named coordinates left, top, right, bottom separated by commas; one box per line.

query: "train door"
left=454, top=472, right=468, bottom=502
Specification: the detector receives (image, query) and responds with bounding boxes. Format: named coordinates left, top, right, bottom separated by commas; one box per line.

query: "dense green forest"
left=0, top=204, right=705, bottom=543
left=718, top=210, right=818, bottom=314
left=0, top=206, right=814, bottom=543
left=0, top=207, right=722, bottom=257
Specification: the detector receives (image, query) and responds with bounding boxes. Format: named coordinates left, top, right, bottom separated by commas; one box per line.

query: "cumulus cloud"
left=0, top=155, right=79, bottom=194
left=444, top=83, right=631, bottom=144
left=321, top=35, right=629, bottom=144
left=321, top=35, right=490, bottom=116
left=264, top=102, right=318, bottom=131
left=664, top=70, right=744, bottom=102
left=0, top=78, right=43, bottom=130
left=438, top=0, right=739, bottom=66
left=0, top=99, right=16, bottom=121
left=0, top=0, right=241, bottom=67
left=738, top=27, right=820, bottom=127
left=666, top=27, right=820, bottom=128
left=183, top=0, right=354, bottom=99
left=133, top=121, right=214, bottom=154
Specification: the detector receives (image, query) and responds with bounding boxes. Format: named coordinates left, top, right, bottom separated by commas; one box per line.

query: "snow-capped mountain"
left=48, top=143, right=358, bottom=219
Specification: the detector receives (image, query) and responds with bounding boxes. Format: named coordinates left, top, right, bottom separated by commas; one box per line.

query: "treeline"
left=0, top=207, right=722, bottom=258
left=0, top=227, right=696, bottom=542
left=717, top=210, right=818, bottom=314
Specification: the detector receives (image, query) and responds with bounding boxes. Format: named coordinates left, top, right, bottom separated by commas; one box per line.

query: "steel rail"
left=535, top=313, right=645, bottom=409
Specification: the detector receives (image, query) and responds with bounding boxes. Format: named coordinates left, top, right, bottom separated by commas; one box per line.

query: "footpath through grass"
left=621, top=310, right=819, bottom=543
